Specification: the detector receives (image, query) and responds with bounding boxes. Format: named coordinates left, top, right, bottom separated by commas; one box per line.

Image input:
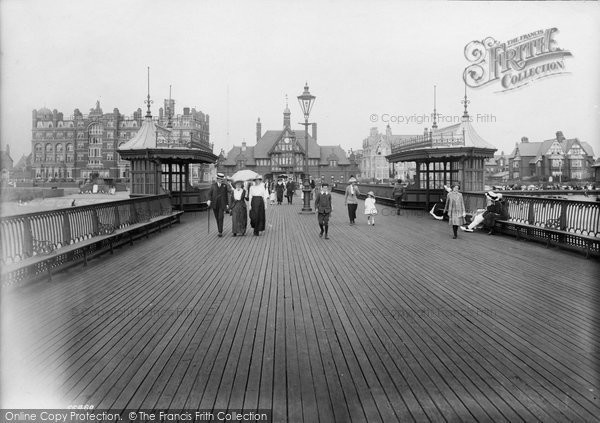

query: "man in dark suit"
left=314, top=182, right=332, bottom=239
left=207, top=172, right=231, bottom=237
left=285, top=179, right=295, bottom=204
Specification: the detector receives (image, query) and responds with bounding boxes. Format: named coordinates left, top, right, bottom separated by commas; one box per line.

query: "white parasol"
left=231, top=169, right=259, bottom=181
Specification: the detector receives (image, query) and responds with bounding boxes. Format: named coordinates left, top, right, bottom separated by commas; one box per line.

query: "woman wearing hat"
left=482, top=192, right=509, bottom=235
left=364, top=191, right=378, bottom=226
left=461, top=191, right=497, bottom=232
left=248, top=175, right=269, bottom=236
left=275, top=178, right=285, bottom=205
left=443, top=184, right=466, bottom=239
left=344, top=177, right=361, bottom=225
left=229, top=179, right=248, bottom=236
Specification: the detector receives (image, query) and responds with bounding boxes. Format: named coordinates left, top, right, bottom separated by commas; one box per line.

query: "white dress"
left=364, top=197, right=377, bottom=215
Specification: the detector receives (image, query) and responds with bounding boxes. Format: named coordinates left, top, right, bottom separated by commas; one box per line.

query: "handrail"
left=0, top=194, right=174, bottom=265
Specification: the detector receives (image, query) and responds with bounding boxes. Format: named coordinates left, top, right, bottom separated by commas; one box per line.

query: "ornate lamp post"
left=297, top=82, right=316, bottom=213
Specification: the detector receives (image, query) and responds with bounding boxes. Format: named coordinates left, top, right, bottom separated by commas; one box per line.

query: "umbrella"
left=231, top=169, right=259, bottom=181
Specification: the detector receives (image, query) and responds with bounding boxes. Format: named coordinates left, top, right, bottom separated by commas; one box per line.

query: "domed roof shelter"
left=386, top=86, right=496, bottom=208
left=118, top=69, right=217, bottom=206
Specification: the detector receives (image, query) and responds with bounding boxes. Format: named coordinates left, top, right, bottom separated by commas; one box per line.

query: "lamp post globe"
left=297, top=82, right=316, bottom=213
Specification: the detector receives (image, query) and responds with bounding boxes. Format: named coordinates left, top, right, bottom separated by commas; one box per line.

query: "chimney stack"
left=556, top=131, right=564, bottom=141
left=242, top=141, right=247, bottom=152
left=256, top=118, right=262, bottom=142
left=521, top=136, right=528, bottom=143
left=183, top=107, right=190, bottom=116
left=312, top=123, right=317, bottom=142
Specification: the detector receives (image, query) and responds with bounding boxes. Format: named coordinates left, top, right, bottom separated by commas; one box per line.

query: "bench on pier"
left=461, top=193, right=600, bottom=259
left=495, top=219, right=600, bottom=259
left=1, top=194, right=183, bottom=285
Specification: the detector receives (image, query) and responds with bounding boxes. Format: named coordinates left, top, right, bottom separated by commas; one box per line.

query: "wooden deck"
left=2, top=193, right=599, bottom=422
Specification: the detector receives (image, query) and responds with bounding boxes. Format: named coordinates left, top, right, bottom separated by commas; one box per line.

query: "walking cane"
left=207, top=203, right=211, bottom=234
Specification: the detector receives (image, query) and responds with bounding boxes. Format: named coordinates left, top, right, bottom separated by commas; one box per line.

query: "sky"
left=1, top=0, right=599, bottom=161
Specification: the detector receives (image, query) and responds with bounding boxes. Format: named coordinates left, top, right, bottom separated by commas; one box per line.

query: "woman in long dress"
left=443, top=184, right=466, bottom=239
left=275, top=179, right=285, bottom=205
left=229, top=179, right=247, bottom=236
left=248, top=175, right=269, bottom=236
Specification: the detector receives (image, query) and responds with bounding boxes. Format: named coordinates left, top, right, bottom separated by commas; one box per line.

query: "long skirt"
left=230, top=200, right=247, bottom=235
left=250, top=197, right=266, bottom=232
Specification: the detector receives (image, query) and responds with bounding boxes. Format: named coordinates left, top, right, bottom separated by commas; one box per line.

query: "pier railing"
left=462, top=192, right=600, bottom=256
left=462, top=193, right=600, bottom=236
left=0, top=194, right=173, bottom=265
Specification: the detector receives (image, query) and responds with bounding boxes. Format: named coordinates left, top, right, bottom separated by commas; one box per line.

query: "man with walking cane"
left=207, top=173, right=231, bottom=237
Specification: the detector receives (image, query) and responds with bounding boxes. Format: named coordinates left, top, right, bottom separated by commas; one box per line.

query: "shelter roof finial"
left=432, top=85, right=438, bottom=130
left=461, top=82, right=470, bottom=120
left=144, top=66, right=153, bottom=118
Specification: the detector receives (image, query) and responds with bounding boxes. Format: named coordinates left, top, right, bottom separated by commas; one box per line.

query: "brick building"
left=219, top=105, right=359, bottom=183
left=508, top=131, right=595, bottom=182
left=31, top=100, right=210, bottom=181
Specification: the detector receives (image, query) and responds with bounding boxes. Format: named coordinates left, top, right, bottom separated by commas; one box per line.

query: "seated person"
left=430, top=185, right=451, bottom=220
left=461, top=191, right=497, bottom=232
left=483, top=193, right=510, bottom=235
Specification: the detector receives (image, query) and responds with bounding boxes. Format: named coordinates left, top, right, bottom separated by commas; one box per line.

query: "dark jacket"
left=208, top=182, right=231, bottom=210
left=484, top=200, right=509, bottom=219
left=286, top=181, right=295, bottom=194
left=314, top=191, right=332, bottom=213
left=391, top=184, right=405, bottom=198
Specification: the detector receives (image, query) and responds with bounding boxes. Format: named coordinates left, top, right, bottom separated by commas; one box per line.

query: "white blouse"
left=248, top=183, right=269, bottom=206
left=233, top=188, right=244, bottom=201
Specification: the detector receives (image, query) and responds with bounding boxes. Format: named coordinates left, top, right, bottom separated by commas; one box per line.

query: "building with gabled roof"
left=219, top=106, right=359, bottom=183
left=508, top=131, right=595, bottom=182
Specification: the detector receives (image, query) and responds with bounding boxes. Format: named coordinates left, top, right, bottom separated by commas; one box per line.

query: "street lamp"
left=297, top=82, right=316, bottom=213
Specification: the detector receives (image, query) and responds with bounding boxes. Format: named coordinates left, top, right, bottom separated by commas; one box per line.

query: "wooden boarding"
left=3, top=193, right=600, bottom=422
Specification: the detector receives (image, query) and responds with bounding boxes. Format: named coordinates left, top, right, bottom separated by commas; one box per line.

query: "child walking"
left=364, top=191, right=377, bottom=226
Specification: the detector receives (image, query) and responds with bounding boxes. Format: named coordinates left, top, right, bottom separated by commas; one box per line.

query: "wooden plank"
left=3, top=195, right=600, bottom=422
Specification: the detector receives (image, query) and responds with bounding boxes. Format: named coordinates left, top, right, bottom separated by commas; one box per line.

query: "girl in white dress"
left=364, top=191, right=377, bottom=226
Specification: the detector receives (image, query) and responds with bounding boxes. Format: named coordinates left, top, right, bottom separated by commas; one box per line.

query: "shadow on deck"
left=2, top=193, right=599, bottom=422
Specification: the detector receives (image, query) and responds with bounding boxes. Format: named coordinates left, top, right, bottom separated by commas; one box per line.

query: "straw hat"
left=367, top=191, right=375, bottom=197
left=485, top=191, right=501, bottom=201
left=348, top=177, right=357, bottom=183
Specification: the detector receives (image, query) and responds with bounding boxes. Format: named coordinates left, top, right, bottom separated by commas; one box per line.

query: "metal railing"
left=391, top=133, right=465, bottom=153
left=462, top=192, right=600, bottom=237
left=0, top=194, right=173, bottom=265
